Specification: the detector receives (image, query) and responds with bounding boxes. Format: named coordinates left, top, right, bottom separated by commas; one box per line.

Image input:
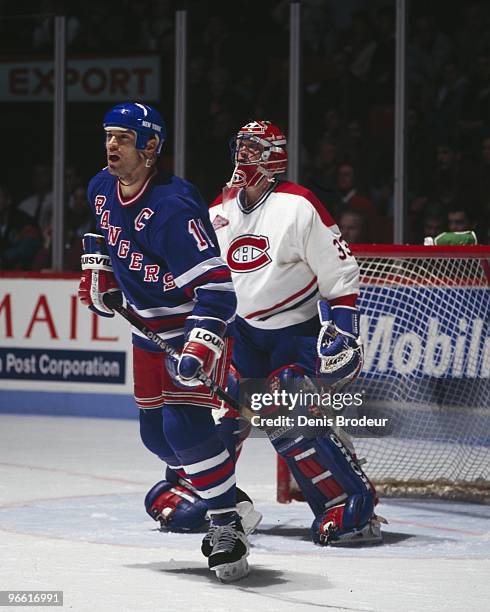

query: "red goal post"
left=277, top=244, right=490, bottom=503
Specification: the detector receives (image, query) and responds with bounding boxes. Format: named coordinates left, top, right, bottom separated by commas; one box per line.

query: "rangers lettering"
left=95, top=195, right=106, bottom=214
left=107, top=225, right=122, bottom=246
left=118, top=240, right=130, bottom=258
left=163, top=272, right=176, bottom=291
left=144, top=264, right=160, bottom=282
left=100, top=210, right=110, bottom=229
left=129, top=252, right=144, bottom=270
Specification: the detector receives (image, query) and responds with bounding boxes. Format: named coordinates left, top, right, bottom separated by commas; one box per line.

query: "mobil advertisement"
left=359, top=285, right=490, bottom=380
left=0, top=275, right=135, bottom=417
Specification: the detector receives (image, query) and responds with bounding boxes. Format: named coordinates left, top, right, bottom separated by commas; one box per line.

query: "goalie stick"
left=102, top=293, right=251, bottom=418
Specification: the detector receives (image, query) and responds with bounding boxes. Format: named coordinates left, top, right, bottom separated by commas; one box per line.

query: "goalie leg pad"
left=261, top=365, right=377, bottom=527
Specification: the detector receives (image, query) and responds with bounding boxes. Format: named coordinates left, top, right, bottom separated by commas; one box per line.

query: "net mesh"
left=278, top=251, right=490, bottom=502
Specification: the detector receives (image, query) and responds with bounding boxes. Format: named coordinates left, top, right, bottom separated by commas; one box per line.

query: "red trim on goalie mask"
left=228, top=121, right=288, bottom=188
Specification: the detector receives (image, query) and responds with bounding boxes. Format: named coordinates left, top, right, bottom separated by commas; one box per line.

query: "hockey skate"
left=202, top=511, right=250, bottom=582
left=201, top=487, right=261, bottom=557
left=316, top=504, right=387, bottom=546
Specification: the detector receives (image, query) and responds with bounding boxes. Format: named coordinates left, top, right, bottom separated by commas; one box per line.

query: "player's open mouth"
left=109, top=154, right=120, bottom=162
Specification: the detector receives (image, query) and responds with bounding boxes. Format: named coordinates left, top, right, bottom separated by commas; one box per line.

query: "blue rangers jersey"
left=87, top=168, right=236, bottom=350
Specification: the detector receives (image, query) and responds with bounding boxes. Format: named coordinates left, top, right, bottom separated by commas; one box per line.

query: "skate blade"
left=214, top=558, right=250, bottom=583
left=330, top=522, right=383, bottom=547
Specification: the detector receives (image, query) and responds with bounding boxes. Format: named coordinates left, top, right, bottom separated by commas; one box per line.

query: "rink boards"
left=0, top=275, right=488, bottom=422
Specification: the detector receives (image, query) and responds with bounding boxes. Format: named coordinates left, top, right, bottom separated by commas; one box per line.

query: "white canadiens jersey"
left=209, top=181, right=359, bottom=330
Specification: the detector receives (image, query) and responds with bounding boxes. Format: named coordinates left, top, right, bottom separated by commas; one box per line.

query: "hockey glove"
left=177, top=316, right=226, bottom=386
left=316, top=299, right=363, bottom=388
left=78, top=233, right=121, bottom=318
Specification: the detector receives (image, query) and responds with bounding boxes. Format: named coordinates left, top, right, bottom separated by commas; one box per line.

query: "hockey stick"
left=103, top=293, right=245, bottom=414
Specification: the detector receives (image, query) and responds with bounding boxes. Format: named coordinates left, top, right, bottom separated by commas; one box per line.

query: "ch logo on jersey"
left=227, top=234, right=271, bottom=273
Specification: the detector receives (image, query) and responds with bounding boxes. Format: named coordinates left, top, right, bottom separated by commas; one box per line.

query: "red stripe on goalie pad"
left=290, top=453, right=345, bottom=500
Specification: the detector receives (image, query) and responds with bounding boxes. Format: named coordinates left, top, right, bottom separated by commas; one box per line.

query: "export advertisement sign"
left=0, top=56, right=160, bottom=102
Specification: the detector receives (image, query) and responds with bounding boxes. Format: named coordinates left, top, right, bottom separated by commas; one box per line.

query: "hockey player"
left=208, top=120, right=383, bottom=546
left=78, top=102, right=251, bottom=581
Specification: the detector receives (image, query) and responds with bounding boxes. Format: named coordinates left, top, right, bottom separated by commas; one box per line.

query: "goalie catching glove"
left=316, top=299, right=363, bottom=389
left=176, top=316, right=227, bottom=386
left=78, top=233, right=122, bottom=317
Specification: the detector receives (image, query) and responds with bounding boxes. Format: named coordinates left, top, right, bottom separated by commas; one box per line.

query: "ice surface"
left=0, top=415, right=489, bottom=612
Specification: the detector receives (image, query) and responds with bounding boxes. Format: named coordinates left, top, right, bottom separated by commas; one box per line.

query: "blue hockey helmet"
left=103, top=102, right=166, bottom=155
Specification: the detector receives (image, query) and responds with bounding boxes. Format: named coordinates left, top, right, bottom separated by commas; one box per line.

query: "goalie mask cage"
left=277, top=245, right=490, bottom=503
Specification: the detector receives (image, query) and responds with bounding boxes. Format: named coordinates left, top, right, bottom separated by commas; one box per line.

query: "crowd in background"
left=0, top=0, right=489, bottom=270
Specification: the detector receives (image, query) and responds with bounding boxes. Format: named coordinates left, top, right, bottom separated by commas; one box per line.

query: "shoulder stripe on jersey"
left=275, top=181, right=336, bottom=228
left=173, top=256, right=227, bottom=287
left=245, top=276, right=317, bottom=319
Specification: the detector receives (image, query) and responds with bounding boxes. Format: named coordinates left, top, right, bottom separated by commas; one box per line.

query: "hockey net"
left=277, top=245, right=490, bottom=503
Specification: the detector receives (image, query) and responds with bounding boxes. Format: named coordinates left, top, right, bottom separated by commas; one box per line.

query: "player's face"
left=105, top=129, right=142, bottom=177
left=236, top=137, right=263, bottom=164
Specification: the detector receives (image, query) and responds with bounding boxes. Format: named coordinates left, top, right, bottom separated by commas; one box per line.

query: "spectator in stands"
left=139, top=0, right=174, bottom=53
left=338, top=208, right=368, bottom=244
left=423, top=203, right=446, bottom=240
left=32, top=0, right=81, bottom=51
left=369, top=5, right=396, bottom=104
left=447, top=205, right=477, bottom=233
left=17, top=164, right=53, bottom=234
left=32, top=185, right=95, bottom=272
left=333, top=163, right=378, bottom=241
left=408, top=13, right=452, bottom=111
left=0, top=184, right=41, bottom=270
left=341, top=118, right=371, bottom=191
left=478, top=134, right=490, bottom=215
left=335, top=163, right=376, bottom=217
left=306, top=138, right=339, bottom=203
left=346, top=10, right=377, bottom=83
left=423, top=140, right=479, bottom=215
left=456, top=2, right=490, bottom=67
left=460, top=48, right=490, bottom=127
left=430, top=59, right=468, bottom=136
